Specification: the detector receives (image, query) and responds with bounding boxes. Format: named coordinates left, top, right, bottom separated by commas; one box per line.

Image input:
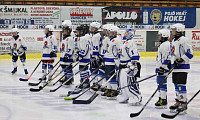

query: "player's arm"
left=78, top=38, right=90, bottom=58
left=65, top=37, right=75, bottom=58
left=181, top=38, right=193, bottom=62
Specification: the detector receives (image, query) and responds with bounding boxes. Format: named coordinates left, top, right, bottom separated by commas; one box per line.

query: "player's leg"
left=155, top=76, right=167, bottom=109
left=20, top=52, right=28, bottom=74
left=11, top=55, right=18, bottom=74
left=170, top=72, right=188, bottom=114
left=47, top=60, right=54, bottom=80
left=61, top=64, right=73, bottom=86
left=117, top=68, right=129, bottom=103
left=39, top=60, right=47, bottom=81
left=105, top=65, right=119, bottom=100
left=79, top=65, right=90, bottom=88
left=90, top=62, right=100, bottom=91
left=127, top=74, right=142, bottom=106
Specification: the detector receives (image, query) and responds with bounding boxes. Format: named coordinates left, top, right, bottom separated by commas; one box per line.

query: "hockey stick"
left=28, top=61, right=60, bottom=86
left=130, top=67, right=174, bottom=118
left=43, top=62, right=90, bottom=92
left=72, top=70, right=117, bottom=104
left=61, top=74, right=99, bottom=97
left=64, top=69, right=115, bottom=101
left=29, top=62, right=79, bottom=92
left=19, top=60, right=42, bottom=81
left=118, top=74, right=157, bottom=90
left=65, top=64, right=104, bottom=97
left=161, top=89, right=200, bottom=119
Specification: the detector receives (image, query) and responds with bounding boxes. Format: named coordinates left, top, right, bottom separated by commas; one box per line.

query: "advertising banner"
left=61, top=6, right=102, bottom=26
left=102, top=7, right=141, bottom=28
left=142, top=7, right=196, bottom=28
left=186, top=30, right=200, bottom=51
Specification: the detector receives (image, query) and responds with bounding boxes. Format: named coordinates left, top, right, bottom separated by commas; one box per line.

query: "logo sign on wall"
left=61, top=6, right=102, bottom=26
left=102, top=7, right=141, bottom=28
left=186, top=31, right=200, bottom=51
left=142, top=7, right=196, bottom=28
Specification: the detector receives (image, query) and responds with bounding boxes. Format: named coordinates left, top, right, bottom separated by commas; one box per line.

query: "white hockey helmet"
left=45, top=25, right=54, bottom=32
left=158, top=29, right=170, bottom=38
left=90, top=22, right=101, bottom=29
left=62, top=20, right=72, bottom=28
left=108, top=26, right=119, bottom=32
left=171, top=23, right=185, bottom=32
left=11, top=28, right=19, bottom=34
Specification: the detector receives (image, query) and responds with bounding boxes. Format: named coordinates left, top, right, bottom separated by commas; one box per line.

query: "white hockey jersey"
left=77, top=34, right=91, bottom=65
left=90, top=32, right=102, bottom=58
left=60, top=35, right=75, bottom=65
left=120, top=39, right=140, bottom=64
left=171, top=36, right=193, bottom=72
left=155, top=41, right=171, bottom=75
left=42, top=34, right=57, bottom=60
left=103, top=36, right=121, bottom=65
left=10, top=35, right=27, bottom=56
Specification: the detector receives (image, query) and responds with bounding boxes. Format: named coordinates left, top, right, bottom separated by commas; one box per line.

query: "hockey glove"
left=127, top=61, right=138, bottom=76
left=63, top=55, right=69, bottom=62
left=98, top=56, right=105, bottom=65
left=50, top=51, right=56, bottom=58
left=174, top=58, right=184, bottom=67
left=158, top=67, right=166, bottom=76
left=119, top=64, right=127, bottom=69
left=17, top=47, right=24, bottom=54
left=91, top=57, right=98, bottom=68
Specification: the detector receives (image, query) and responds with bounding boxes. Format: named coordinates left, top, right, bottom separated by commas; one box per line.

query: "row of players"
left=9, top=21, right=193, bottom=114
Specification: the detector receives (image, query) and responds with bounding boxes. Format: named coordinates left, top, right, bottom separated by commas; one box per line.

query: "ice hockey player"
left=10, top=28, right=28, bottom=75
left=39, top=25, right=57, bottom=82
left=117, top=28, right=142, bottom=105
left=76, top=24, right=91, bottom=88
left=154, top=29, right=171, bottom=109
left=101, top=25, right=121, bottom=100
left=170, top=23, right=193, bottom=114
left=89, top=22, right=102, bottom=91
left=59, top=20, right=75, bottom=86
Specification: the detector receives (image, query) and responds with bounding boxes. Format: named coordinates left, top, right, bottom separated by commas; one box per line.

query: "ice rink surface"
left=0, top=57, right=199, bottom=120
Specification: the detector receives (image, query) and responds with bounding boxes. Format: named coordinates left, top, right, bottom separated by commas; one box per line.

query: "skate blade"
left=101, top=96, right=107, bottom=99
left=59, top=94, right=68, bottom=97
left=178, top=110, right=187, bottom=115
left=170, top=109, right=177, bottom=113
left=155, top=105, right=167, bottom=109
left=106, top=97, right=117, bottom=100
left=129, top=102, right=142, bottom=106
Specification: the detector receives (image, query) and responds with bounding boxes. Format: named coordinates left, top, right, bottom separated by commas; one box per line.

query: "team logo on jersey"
left=14, top=43, right=17, bottom=49
left=172, top=46, right=175, bottom=54
left=107, top=44, right=109, bottom=47
left=62, top=43, right=65, bottom=51
left=150, top=9, right=162, bottom=24
left=44, top=41, right=48, bottom=47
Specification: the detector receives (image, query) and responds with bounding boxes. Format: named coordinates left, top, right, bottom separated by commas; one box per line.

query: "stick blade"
left=68, top=90, right=81, bottom=95
left=73, top=100, right=90, bottom=104
left=29, top=88, right=41, bottom=92
left=64, top=97, right=73, bottom=100
left=161, top=113, right=176, bottom=119
left=130, top=112, right=141, bottom=117
left=28, top=82, right=39, bottom=86
left=19, top=78, right=28, bottom=81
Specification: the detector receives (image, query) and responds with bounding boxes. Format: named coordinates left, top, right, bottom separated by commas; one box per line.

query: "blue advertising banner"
left=142, top=7, right=196, bottom=28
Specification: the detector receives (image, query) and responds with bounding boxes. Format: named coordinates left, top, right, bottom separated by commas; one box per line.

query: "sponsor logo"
left=150, top=9, right=162, bottom=24
left=192, top=31, right=200, bottom=40
left=70, top=7, right=93, bottom=16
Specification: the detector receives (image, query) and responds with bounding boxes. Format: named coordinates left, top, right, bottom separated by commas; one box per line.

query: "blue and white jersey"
left=120, top=39, right=140, bottom=65
left=10, top=35, right=27, bottom=56
left=60, top=35, right=74, bottom=65
left=42, top=34, right=57, bottom=60
left=77, top=34, right=91, bottom=65
left=171, top=36, right=193, bottom=72
left=90, top=32, right=102, bottom=58
left=103, top=36, right=121, bottom=65
left=156, top=41, right=171, bottom=75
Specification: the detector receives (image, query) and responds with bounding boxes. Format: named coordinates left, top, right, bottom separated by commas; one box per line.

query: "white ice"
left=0, top=57, right=199, bottom=120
